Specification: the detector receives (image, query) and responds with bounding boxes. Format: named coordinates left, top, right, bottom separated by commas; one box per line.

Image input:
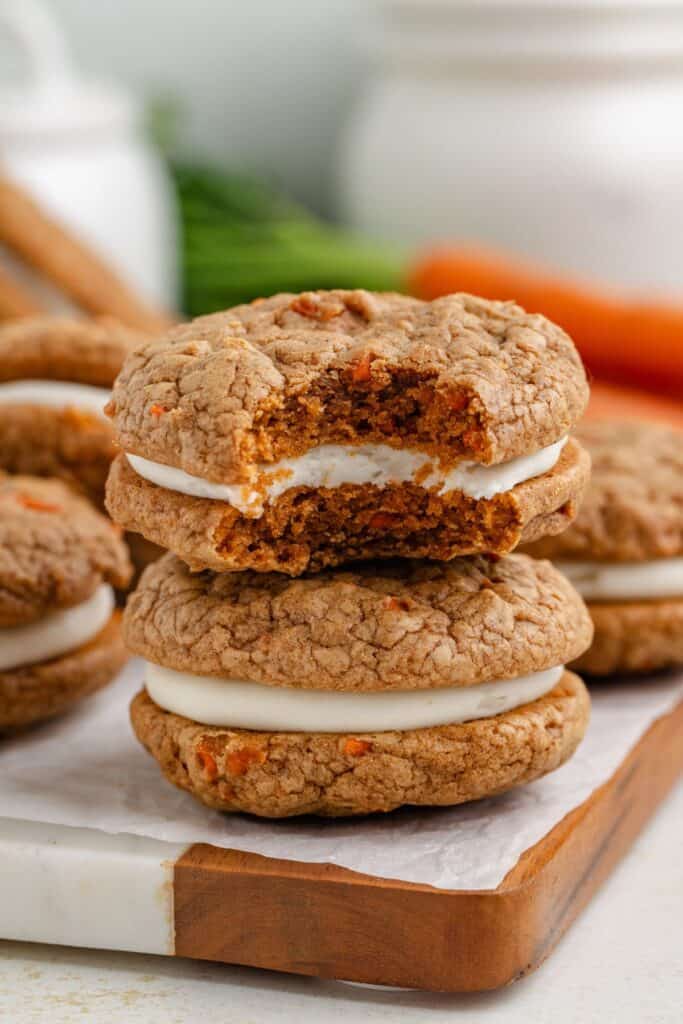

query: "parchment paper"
left=0, top=660, right=680, bottom=890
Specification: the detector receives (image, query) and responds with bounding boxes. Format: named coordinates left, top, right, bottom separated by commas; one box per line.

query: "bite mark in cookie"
left=105, top=290, right=589, bottom=571
left=107, top=435, right=589, bottom=574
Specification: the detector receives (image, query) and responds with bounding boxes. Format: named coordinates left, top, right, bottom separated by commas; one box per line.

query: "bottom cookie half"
left=573, top=599, right=683, bottom=676
left=0, top=612, right=128, bottom=731
left=130, top=672, right=590, bottom=818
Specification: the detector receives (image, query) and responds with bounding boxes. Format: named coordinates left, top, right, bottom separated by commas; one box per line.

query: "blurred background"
left=1, top=0, right=682, bottom=412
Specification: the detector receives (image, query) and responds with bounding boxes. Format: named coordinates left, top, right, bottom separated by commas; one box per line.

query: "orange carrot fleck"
left=227, top=746, right=267, bottom=777
left=368, top=512, right=397, bottom=530
left=351, top=352, right=373, bottom=383
left=384, top=596, right=411, bottom=612
left=196, top=747, right=217, bottom=780
left=17, top=495, right=60, bottom=512
left=149, top=403, right=166, bottom=417
left=344, top=738, right=372, bottom=757
left=447, top=389, right=468, bottom=412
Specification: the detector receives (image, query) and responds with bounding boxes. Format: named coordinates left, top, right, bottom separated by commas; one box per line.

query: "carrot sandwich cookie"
left=106, top=290, right=590, bottom=575
left=0, top=316, right=147, bottom=507
left=526, top=420, right=683, bottom=676
left=127, top=551, right=592, bottom=817
left=0, top=475, right=132, bottom=730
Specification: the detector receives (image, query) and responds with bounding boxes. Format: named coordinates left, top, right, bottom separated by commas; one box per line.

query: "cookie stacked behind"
left=0, top=317, right=146, bottom=507
left=0, top=475, right=131, bottom=730
left=107, top=289, right=594, bottom=816
left=526, top=420, right=683, bottom=676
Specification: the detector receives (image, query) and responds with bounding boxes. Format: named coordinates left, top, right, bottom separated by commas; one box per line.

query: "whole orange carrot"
left=409, top=246, right=683, bottom=398
left=588, top=381, right=683, bottom=428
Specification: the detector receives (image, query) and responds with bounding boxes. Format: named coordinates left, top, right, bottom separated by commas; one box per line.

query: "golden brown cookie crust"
left=0, top=405, right=116, bottom=507
left=0, top=611, right=127, bottom=731
left=124, top=551, right=593, bottom=692
left=107, top=290, right=588, bottom=482
left=0, top=316, right=147, bottom=387
left=0, top=316, right=148, bottom=505
left=525, top=420, right=683, bottom=563
left=572, top=598, right=683, bottom=676
left=0, top=475, right=132, bottom=627
left=130, top=672, right=590, bottom=817
left=106, top=437, right=590, bottom=575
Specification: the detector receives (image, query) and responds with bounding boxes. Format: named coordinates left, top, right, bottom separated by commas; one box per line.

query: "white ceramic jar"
left=0, top=0, right=178, bottom=310
left=339, top=0, right=683, bottom=294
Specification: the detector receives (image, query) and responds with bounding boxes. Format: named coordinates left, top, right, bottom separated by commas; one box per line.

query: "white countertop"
left=1, top=779, right=681, bottom=1024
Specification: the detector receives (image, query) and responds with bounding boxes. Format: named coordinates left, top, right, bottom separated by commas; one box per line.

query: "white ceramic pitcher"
left=0, top=0, right=178, bottom=310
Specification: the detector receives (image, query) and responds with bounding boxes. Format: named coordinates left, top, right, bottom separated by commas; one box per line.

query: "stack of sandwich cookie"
left=127, top=552, right=592, bottom=817
left=0, top=317, right=147, bottom=507
left=526, top=420, right=683, bottom=675
left=0, top=475, right=131, bottom=730
left=108, top=289, right=594, bottom=816
left=105, top=290, right=590, bottom=574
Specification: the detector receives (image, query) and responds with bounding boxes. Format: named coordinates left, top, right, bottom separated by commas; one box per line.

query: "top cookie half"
left=106, top=290, right=589, bottom=573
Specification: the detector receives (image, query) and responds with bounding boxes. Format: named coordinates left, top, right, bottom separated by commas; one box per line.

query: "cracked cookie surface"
left=130, top=672, right=590, bottom=817
left=124, top=551, right=593, bottom=691
left=0, top=475, right=131, bottom=627
left=107, top=289, right=588, bottom=481
left=525, top=420, right=683, bottom=563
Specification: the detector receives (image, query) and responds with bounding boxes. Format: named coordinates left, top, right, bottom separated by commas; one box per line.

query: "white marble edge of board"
left=0, top=819, right=189, bottom=956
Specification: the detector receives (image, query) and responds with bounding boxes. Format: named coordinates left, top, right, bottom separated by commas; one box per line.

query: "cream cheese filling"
left=0, top=584, right=114, bottom=672
left=127, top=437, right=567, bottom=519
left=0, top=380, right=111, bottom=420
left=144, top=663, right=564, bottom=733
left=557, top=557, right=683, bottom=602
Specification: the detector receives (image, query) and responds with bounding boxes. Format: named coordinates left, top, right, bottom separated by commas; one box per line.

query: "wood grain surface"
left=174, top=698, right=683, bottom=992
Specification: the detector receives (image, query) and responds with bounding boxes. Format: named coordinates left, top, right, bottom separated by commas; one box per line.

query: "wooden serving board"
left=2, top=695, right=681, bottom=992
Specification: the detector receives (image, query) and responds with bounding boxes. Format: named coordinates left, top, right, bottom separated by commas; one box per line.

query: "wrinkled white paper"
left=0, top=660, right=680, bottom=890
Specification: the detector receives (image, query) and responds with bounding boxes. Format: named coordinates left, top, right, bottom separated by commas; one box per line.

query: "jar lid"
left=379, top=0, right=683, bottom=65
left=0, top=0, right=141, bottom=144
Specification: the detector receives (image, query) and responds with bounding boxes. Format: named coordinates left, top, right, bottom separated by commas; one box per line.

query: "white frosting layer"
left=0, top=584, right=114, bottom=671
left=0, top=380, right=110, bottom=420
left=127, top=437, right=566, bottom=518
left=145, top=663, right=564, bottom=733
left=557, top=557, right=683, bottom=602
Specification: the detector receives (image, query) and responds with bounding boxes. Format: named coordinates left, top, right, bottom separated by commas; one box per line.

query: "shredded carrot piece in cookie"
left=343, top=738, right=372, bottom=757
left=368, top=512, right=397, bottom=530
left=447, top=389, right=468, bottom=412
left=149, top=403, right=167, bottom=417
left=290, top=293, right=344, bottom=320
left=351, top=352, right=373, bottom=382
left=384, top=596, right=411, bottom=612
left=196, top=747, right=218, bottom=780
left=17, top=495, right=61, bottom=512
left=227, top=746, right=267, bottom=776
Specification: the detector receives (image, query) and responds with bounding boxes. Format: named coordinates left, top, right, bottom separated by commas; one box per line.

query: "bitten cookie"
left=525, top=420, right=683, bottom=675
left=127, top=552, right=592, bottom=817
left=106, top=290, right=590, bottom=574
left=0, top=316, right=147, bottom=507
left=0, top=475, right=132, bottom=730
